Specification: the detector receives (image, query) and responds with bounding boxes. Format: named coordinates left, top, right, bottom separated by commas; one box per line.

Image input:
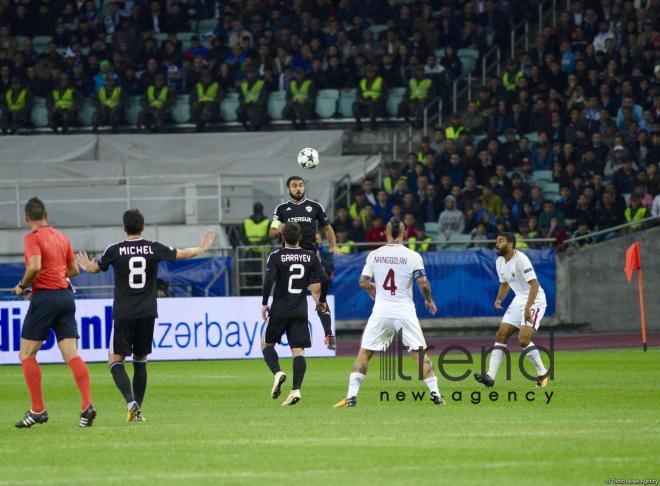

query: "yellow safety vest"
left=290, top=79, right=311, bottom=102
left=243, top=218, right=270, bottom=244
left=196, top=82, right=219, bottom=103
left=6, top=89, right=27, bottom=111
left=359, top=76, right=383, bottom=100
left=445, top=125, right=465, bottom=140
left=241, top=79, right=264, bottom=103
left=53, top=88, right=74, bottom=110
left=148, top=86, right=169, bottom=109
left=417, top=150, right=427, bottom=164
left=99, top=87, right=122, bottom=109
left=408, top=236, right=432, bottom=252
left=624, top=207, right=647, bottom=231
left=409, top=78, right=432, bottom=101
left=502, top=69, right=524, bottom=91
left=514, top=234, right=529, bottom=249
left=337, top=241, right=354, bottom=254
left=383, top=175, right=406, bottom=193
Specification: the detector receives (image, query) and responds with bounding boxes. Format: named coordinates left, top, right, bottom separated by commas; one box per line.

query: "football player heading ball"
left=269, top=176, right=338, bottom=350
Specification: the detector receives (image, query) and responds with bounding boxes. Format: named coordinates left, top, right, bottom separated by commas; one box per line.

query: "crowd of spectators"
left=0, top=0, right=526, bottom=131
left=330, top=0, right=660, bottom=252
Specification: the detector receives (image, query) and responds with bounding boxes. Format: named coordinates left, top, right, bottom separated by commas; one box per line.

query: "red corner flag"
left=625, top=242, right=647, bottom=351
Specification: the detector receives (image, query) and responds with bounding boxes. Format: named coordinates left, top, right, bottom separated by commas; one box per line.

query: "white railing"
left=481, top=45, right=501, bottom=85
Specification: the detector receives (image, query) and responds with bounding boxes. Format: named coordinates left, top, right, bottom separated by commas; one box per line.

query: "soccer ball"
left=297, top=147, right=319, bottom=169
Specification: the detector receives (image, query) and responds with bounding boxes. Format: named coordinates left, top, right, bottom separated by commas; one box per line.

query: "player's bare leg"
left=311, top=283, right=335, bottom=350
left=334, top=348, right=373, bottom=408
left=518, top=326, right=550, bottom=388
left=410, top=348, right=445, bottom=405
left=475, top=323, right=517, bottom=387
left=282, top=347, right=305, bottom=406
left=16, top=339, right=49, bottom=428
left=59, top=338, right=96, bottom=427
left=262, top=341, right=286, bottom=399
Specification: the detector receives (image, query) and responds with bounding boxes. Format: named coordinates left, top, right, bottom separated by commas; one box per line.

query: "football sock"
left=110, top=361, right=135, bottom=404
left=487, top=343, right=508, bottom=380
left=67, top=356, right=93, bottom=411
left=347, top=372, right=365, bottom=398
left=424, top=375, right=440, bottom=396
left=262, top=346, right=281, bottom=375
left=317, top=308, right=332, bottom=336
left=133, top=360, right=148, bottom=406
left=524, top=342, right=547, bottom=375
left=21, top=356, right=45, bottom=413
left=292, top=356, right=306, bottom=390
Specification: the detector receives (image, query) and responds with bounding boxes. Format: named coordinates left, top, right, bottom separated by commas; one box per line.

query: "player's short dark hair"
left=282, top=222, right=301, bottom=245
left=499, top=232, right=516, bottom=248
left=286, top=175, right=304, bottom=187
left=25, top=197, right=46, bottom=221
left=123, top=209, right=144, bottom=235
left=388, top=217, right=404, bottom=239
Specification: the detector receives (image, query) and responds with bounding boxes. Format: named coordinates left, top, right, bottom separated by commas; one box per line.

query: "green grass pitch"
left=1, top=349, right=659, bottom=485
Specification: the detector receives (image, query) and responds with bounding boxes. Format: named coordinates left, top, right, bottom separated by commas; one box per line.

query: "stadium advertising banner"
left=0, top=297, right=335, bottom=365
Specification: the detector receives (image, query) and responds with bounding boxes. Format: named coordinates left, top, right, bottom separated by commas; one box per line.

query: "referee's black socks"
left=292, top=356, right=306, bottom=390
left=133, top=360, right=148, bottom=406
left=262, top=346, right=281, bottom=375
left=110, top=361, right=135, bottom=404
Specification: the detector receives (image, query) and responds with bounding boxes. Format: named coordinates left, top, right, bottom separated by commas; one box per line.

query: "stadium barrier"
left=0, top=297, right=335, bottom=365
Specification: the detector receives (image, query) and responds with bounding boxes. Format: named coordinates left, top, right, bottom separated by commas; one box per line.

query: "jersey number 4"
left=129, top=256, right=147, bottom=289
left=383, top=268, right=397, bottom=295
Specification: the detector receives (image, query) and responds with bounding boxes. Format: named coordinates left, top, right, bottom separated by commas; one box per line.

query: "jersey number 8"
left=129, top=256, right=147, bottom=289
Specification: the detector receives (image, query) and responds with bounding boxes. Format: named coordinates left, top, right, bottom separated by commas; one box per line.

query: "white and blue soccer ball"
left=297, top=147, right=320, bottom=169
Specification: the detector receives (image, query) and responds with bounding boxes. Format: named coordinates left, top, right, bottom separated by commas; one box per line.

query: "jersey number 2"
left=383, top=269, right=397, bottom=295
left=288, top=264, right=305, bottom=294
left=129, top=256, right=147, bottom=289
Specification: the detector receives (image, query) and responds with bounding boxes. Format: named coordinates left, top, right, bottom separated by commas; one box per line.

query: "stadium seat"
left=78, top=98, right=95, bottom=127
left=386, top=90, right=405, bottom=117
left=197, top=19, right=218, bottom=34
left=220, top=97, right=239, bottom=122
left=424, top=222, right=439, bottom=238
left=541, top=182, right=560, bottom=198
left=368, top=24, right=388, bottom=37
left=445, top=233, right=472, bottom=251
left=317, top=89, right=340, bottom=100
left=33, top=36, right=52, bottom=53
left=225, top=91, right=240, bottom=100
left=125, top=96, right=141, bottom=125
left=269, top=90, right=287, bottom=100
left=153, top=33, right=168, bottom=44
left=315, top=97, right=337, bottom=118
left=458, top=48, right=479, bottom=76
left=172, top=95, right=191, bottom=124
left=267, top=93, right=286, bottom=120
left=30, top=98, right=48, bottom=128
left=534, top=170, right=553, bottom=183
left=525, top=132, right=540, bottom=144
left=338, top=89, right=356, bottom=118
left=434, top=48, right=445, bottom=60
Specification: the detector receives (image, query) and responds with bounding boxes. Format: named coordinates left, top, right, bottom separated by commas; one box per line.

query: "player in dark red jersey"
left=268, top=176, right=338, bottom=350
left=13, top=197, right=96, bottom=429
left=77, top=209, right=214, bottom=421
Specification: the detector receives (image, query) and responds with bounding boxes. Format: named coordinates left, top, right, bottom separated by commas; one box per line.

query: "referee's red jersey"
left=23, top=226, right=75, bottom=292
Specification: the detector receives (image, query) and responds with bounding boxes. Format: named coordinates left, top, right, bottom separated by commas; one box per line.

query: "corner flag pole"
left=638, top=268, right=648, bottom=352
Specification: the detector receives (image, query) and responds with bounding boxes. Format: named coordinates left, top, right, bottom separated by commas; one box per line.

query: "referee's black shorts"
left=111, top=318, right=155, bottom=357
left=21, top=289, right=78, bottom=342
left=265, top=317, right=311, bottom=349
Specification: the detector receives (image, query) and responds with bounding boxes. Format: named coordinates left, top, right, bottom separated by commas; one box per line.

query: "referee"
left=14, top=197, right=96, bottom=429
left=268, top=176, right=338, bottom=349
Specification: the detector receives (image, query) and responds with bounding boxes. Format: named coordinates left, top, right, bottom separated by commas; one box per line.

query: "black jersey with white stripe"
left=272, top=198, right=330, bottom=252
left=97, top=238, right=177, bottom=319
left=262, top=247, right=328, bottom=319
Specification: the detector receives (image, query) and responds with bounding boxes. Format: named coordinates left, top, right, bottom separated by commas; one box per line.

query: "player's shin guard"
left=523, top=342, right=547, bottom=375
left=487, top=343, right=507, bottom=381
left=347, top=372, right=365, bottom=398
left=67, top=356, right=93, bottom=411
left=292, top=356, right=306, bottom=390
left=133, top=360, right=148, bottom=406
left=21, top=356, right=45, bottom=413
left=262, top=346, right=281, bottom=375
left=110, top=362, right=135, bottom=404
left=423, top=375, right=441, bottom=396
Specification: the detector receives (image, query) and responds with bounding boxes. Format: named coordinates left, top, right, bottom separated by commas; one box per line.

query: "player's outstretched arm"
left=416, top=276, right=437, bottom=315
left=494, top=283, right=510, bottom=310
left=76, top=251, right=101, bottom=274
left=176, top=229, right=215, bottom=260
